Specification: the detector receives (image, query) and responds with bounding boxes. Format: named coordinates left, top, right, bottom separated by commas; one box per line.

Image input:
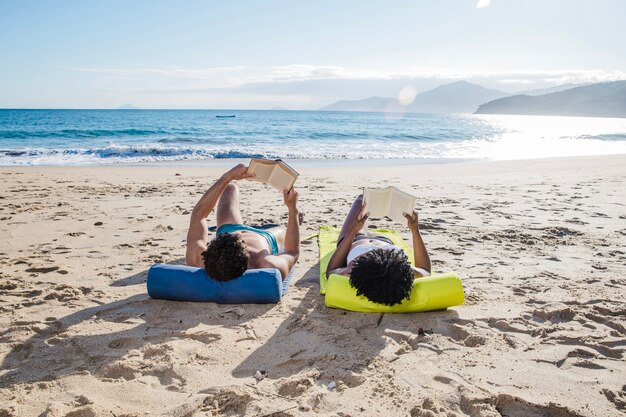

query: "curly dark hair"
left=202, top=233, right=249, bottom=281
left=350, top=248, right=414, bottom=306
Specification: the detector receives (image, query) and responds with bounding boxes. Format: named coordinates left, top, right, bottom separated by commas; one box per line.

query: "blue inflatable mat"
left=147, top=264, right=294, bottom=304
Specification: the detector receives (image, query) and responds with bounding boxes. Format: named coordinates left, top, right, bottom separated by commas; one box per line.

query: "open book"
left=247, top=158, right=298, bottom=191
left=363, top=186, right=416, bottom=223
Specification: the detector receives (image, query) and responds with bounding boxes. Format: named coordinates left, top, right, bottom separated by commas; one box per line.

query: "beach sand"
left=1, top=155, right=625, bottom=416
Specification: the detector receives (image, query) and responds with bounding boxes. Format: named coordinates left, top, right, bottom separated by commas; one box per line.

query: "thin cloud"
left=61, top=65, right=249, bottom=79
left=63, top=64, right=626, bottom=86
left=498, top=79, right=534, bottom=85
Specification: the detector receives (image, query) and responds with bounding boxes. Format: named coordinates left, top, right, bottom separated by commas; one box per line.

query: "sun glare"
left=398, top=85, right=418, bottom=106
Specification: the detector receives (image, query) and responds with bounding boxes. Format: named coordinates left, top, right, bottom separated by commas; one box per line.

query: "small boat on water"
left=216, top=115, right=236, bottom=118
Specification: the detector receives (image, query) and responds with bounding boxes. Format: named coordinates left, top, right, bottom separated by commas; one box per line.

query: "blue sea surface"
left=1, top=109, right=625, bottom=165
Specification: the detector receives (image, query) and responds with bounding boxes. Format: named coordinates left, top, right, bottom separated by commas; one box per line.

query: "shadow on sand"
left=2, top=261, right=466, bottom=399
left=232, top=263, right=463, bottom=394
left=0, top=265, right=277, bottom=389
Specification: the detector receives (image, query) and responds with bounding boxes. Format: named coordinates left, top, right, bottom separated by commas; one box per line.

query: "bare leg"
left=337, top=194, right=365, bottom=246
left=216, top=183, right=244, bottom=227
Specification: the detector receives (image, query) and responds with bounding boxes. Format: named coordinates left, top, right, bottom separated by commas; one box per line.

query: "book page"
left=248, top=159, right=275, bottom=183
left=275, top=160, right=298, bottom=177
left=363, top=187, right=391, bottom=218
left=268, top=164, right=297, bottom=191
left=388, top=188, right=416, bottom=223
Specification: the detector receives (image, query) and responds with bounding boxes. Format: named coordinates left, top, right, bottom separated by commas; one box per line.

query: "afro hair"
left=349, top=248, right=414, bottom=306
left=202, top=233, right=249, bottom=281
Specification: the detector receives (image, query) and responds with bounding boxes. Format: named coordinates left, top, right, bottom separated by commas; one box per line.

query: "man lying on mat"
left=326, top=194, right=431, bottom=306
left=186, top=164, right=300, bottom=280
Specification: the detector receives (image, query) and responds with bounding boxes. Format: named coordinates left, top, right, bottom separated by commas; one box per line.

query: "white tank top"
left=346, top=244, right=402, bottom=265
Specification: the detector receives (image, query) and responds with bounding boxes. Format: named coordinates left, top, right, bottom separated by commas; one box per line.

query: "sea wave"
left=0, top=143, right=285, bottom=165
left=0, top=142, right=450, bottom=165
left=0, top=128, right=170, bottom=139
left=1, top=133, right=626, bottom=166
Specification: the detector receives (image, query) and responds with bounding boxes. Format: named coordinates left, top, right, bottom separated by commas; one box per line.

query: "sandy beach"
left=1, top=154, right=625, bottom=417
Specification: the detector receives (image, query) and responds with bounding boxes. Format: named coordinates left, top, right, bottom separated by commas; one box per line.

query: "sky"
left=1, top=0, right=625, bottom=109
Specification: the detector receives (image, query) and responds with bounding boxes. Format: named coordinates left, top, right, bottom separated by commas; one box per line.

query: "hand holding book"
left=226, top=163, right=256, bottom=181
left=349, top=202, right=370, bottom=235
left=403, top=211, right=420, bottom=234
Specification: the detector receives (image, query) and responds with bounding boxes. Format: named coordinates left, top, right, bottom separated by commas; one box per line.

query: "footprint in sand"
left=276, top=369, right=321, bottom=397
left=199, top=386, right=259, bottom=416
left=602, top=386, right=626, bottom=412
left=554, top=348, right=605, bottom=370
left=107, top=337, right=138, bottom=350
left=411, top=398, right=456, bottom=417
left=25, top=265, right=59, bottom=274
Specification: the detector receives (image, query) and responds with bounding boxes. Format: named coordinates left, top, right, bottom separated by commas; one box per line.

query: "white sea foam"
left=1, top=135, right=625, bottom=166
left=1, top=113, right=625, bottom=165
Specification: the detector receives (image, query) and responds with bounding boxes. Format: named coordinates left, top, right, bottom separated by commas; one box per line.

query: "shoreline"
left=0, top=156, right=481, bottom=169
left=2, top=152, right=626, bottom=171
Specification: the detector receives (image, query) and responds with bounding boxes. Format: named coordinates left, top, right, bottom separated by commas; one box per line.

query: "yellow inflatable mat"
left=318, top=225, right=464, bottom=313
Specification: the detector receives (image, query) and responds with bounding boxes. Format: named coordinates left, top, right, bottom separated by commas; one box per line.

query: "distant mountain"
left=406, top=81, right=508, bottom=113
left=320, top=96, right=395, bottom=112
left=319, top=81, right=508, bottom=114
left=516, top=83, right=591, bottom=96
left=475, top=81, right=626, bottom=118
left=117, top=103, right=139, bottom=110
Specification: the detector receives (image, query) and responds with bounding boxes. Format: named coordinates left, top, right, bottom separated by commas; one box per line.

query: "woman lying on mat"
left=326, top=194, right=431, bottom=306
left=186, top=164, right=300, bottom=280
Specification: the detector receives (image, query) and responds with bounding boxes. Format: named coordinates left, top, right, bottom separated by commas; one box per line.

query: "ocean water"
left=1, top=109, right=625, bottom=165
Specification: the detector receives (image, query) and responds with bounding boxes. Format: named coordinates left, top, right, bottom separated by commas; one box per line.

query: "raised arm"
left=326, top=203, right=369, bottom=277
left=185, top=164, right=254, bottom=267
left=265, top=188, right=300, bottom=278
left=403, top=211, right=431, bottom=277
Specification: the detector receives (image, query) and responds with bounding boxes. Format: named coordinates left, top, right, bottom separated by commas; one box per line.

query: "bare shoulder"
left=185, top=240, right=206, bottom=268
left=186, top=216, right=209, bottom=267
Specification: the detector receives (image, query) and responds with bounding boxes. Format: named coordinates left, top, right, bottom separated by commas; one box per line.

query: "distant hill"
left=406, top=81, right=508, bottom=114
left=319, top=81, right=508, bottom=114
left=516, top=83, right=591, bottom=96
left=475, top=81, right=626, bottom=118
left=320, top=96, right=395, bottom=112
left=117, top=104, right=139, bottom=110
